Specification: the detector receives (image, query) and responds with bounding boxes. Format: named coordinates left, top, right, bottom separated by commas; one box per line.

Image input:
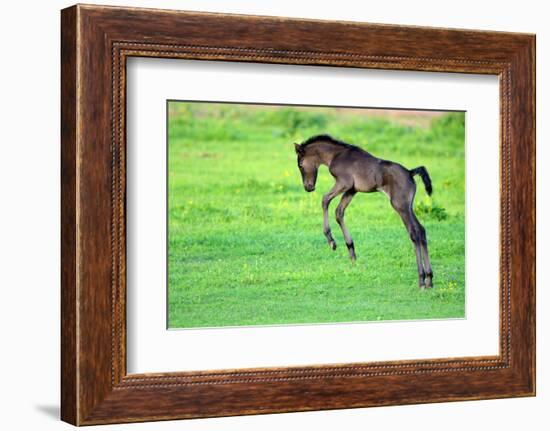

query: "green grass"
left=168, top=103, right=465, bottom=328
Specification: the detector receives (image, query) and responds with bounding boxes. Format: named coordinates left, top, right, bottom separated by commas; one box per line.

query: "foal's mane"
left=301, top=134, right=362, bottom=152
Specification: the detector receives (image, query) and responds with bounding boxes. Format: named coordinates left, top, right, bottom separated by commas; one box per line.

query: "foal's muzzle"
left=304, top=184, right=315, bottom=192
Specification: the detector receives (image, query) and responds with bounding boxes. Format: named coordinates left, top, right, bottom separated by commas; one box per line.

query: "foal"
left=295, top=134, right=434, bottom=289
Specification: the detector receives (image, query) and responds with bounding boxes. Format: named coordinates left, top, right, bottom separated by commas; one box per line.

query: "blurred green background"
left=167, top=102, right=465, bottom=328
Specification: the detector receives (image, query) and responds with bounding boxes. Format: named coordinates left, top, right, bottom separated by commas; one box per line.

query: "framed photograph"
left=61, top=4, right=535, bottom=425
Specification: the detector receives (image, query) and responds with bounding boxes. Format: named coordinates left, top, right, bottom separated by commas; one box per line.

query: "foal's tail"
left=410, top=166, right=433, bottom=196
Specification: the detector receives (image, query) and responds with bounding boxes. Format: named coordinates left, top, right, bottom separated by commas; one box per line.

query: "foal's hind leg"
left=411, top=211, right=433, bottom=288
left=335, top=190, right=357, bottom=261
left=398, top=208, right=427, bottom=288
left=391, top=196, right=427, bottom=289
left=421, top=243, right=433, bottom=288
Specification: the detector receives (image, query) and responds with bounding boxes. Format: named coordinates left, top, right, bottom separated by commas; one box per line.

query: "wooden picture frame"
left=61, top=4, right=535, bottom=425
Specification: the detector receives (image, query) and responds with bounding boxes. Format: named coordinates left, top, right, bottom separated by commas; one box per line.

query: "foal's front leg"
left=335, top=190, right=357, bottom=261
left=322, top=184, right=346, bottom=250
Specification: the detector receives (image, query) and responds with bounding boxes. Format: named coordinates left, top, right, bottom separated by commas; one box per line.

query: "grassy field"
left=167, top=102, right=465, bottom=328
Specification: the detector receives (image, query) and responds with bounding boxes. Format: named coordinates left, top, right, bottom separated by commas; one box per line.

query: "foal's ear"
left=294, top=143, right=304, bottom=155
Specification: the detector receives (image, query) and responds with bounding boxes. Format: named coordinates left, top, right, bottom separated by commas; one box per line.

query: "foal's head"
left=294, top=143, right=318, bottom=192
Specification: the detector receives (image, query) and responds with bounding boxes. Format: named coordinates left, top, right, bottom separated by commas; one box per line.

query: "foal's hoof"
left=425, top=273, right=434, bottom=289
left=329, top=241, right=337, bottom=250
